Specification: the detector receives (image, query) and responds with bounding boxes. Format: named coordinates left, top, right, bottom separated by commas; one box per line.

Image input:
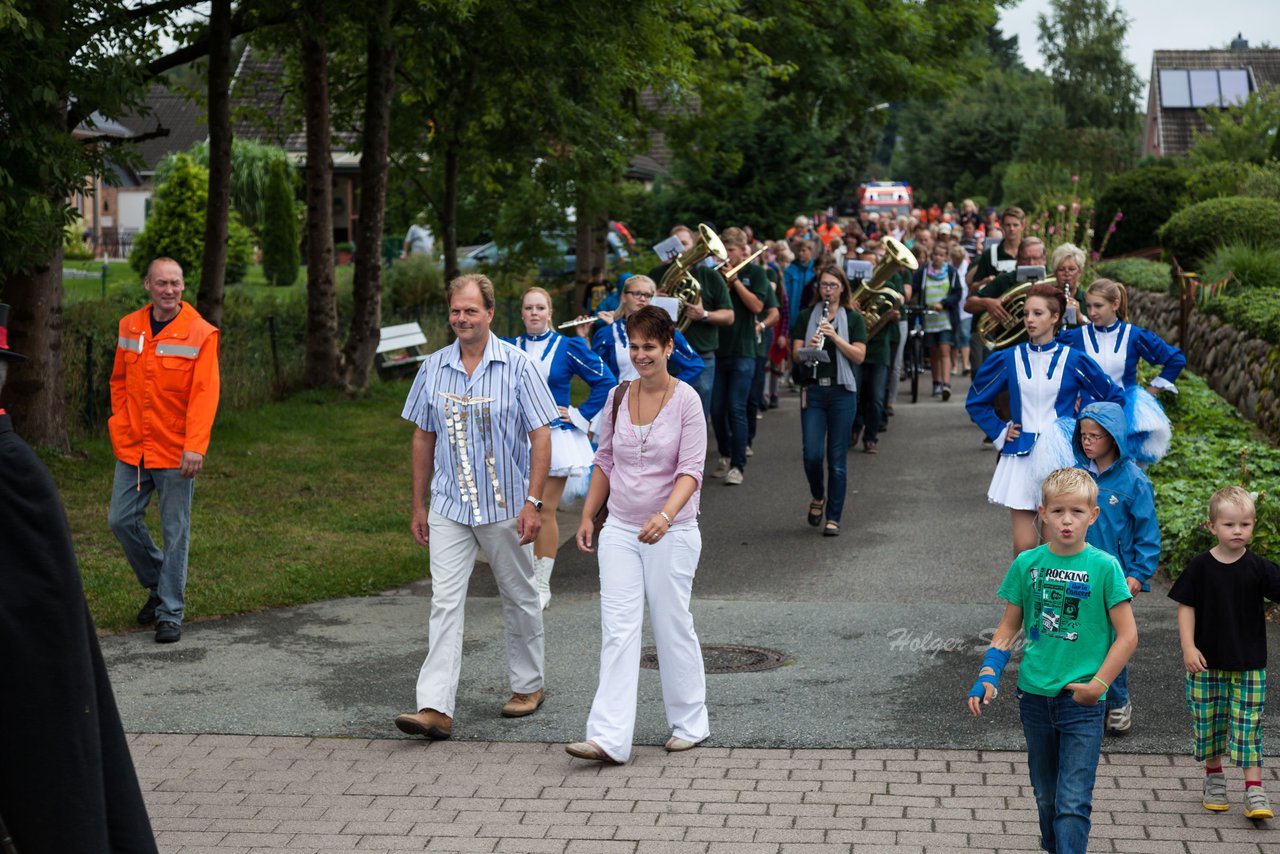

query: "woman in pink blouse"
left=568, top=306, right=709, bottom=764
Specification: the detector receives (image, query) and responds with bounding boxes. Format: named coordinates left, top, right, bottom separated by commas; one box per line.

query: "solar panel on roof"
left=1160, top=69, right=1191, bottom=108
left=1189, top=70, right=1221, bottom=107
left=1219, top=69, right=1250, bottom=105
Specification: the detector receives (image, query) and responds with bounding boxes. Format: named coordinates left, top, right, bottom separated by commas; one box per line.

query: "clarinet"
left=810, top=297, right=830, bottom=379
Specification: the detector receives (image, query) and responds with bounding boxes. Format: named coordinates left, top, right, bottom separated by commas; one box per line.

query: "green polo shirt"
left=648, top=262, right=731, bottom=356
left=718, top=264, right=777, bottom=359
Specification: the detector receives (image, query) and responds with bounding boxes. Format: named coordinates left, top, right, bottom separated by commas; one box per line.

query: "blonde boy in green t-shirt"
left=967, top=467, right=1138, bottom=854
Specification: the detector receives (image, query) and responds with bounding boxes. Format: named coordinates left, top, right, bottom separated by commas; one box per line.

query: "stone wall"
left=1127, top=289, right=1280, bottom=440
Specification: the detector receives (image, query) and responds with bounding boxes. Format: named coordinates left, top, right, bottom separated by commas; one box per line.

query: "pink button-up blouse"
left=593, top=381, right=705, bottom=527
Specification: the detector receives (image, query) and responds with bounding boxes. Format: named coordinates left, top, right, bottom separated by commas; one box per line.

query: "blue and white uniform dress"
left=511, top=330, right=617, bottom=499
left=1057, top=321, right=1185, bottom=464
left=966, top=341, right=1125, bottom=510
left=590, top=317, right=704, bottom=385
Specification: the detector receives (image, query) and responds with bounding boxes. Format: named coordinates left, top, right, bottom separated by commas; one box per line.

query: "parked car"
left=457, top=232, right=626, bottom=279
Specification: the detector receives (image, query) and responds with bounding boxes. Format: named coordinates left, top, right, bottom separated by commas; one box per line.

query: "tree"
left=260, top=159, right=300, bottom=286
left=198, top=0, right=234, bottom=327
left=1188, top=85, right=1280, bottom=166
left=155, top=139, right=292, bottom=234
left=129, top=154, right=210, bottom=281
left=1037, top=0, right=1141, bottom=133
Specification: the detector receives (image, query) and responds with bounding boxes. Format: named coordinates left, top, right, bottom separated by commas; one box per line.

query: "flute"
left=556, top=315, right=599, bottom=329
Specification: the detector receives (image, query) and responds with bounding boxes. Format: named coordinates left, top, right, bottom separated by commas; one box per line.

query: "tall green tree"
left=1188, top=85, right=1280, bottom=166
left=1037, top=0, right=1141, bottom=133
left=261, top=159, right=300, bottom=286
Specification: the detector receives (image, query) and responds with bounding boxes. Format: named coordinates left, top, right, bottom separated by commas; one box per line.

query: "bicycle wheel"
left=909, top=336, right=922, bottom=403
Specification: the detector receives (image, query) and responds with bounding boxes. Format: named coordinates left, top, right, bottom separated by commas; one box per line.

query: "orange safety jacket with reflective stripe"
left=109, top=301, right=220, bottom=468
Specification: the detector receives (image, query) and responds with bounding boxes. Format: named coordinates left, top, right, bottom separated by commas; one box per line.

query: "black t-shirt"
left=1168, top=549, right=1280, bottom=670
left=150, top=309, right=175, bottom=337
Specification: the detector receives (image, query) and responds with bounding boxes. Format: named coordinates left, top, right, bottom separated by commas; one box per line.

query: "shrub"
left=1240, top=163, right=1280, bottom=203
left=1147, top=368, right=1280, bottom=577
left=130, top=153, right=208, bottom=284
left=1158, top=195, right=1280, bottom=268
left=382, top=254, right=445, bottom=321
left=1178, top=161, right=1263, bottom=207
left=1203, top=290, right=1280, bottom=344
left=260, top=160, right=300, bottom=287
left=1094, top=258, right=1172, bottom=294
left=226, top=213, right=254, bottom=285
left=1201, top=243, right=1280, bottom=293
left=1092, top=161, right=1188, bottom=257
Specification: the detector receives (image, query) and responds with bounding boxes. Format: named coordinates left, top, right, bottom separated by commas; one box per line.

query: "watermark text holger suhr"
left=886, top=627, right=1027, bottom=659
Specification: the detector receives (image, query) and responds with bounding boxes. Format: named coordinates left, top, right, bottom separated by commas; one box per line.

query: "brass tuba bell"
left=975, top=277, right=1053, bottom=350
left=658, top=224, right=727, bottom=332
left=852, top=236, right=916, bottom=338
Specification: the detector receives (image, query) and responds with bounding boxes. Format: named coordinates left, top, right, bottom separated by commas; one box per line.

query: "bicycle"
left=901, top=304, right=938, bottom=404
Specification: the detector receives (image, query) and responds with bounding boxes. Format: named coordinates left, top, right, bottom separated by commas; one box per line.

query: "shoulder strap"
left=610, top=381, right=630, bottom=427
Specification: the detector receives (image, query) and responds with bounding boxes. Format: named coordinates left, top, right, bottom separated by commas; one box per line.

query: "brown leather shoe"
left=394, top=708, right=452, bottom=739
left=500, top=688, right=545, bottom=718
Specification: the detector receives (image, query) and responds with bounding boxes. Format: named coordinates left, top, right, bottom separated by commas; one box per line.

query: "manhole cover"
left=639, top=643, right=786, bottom=674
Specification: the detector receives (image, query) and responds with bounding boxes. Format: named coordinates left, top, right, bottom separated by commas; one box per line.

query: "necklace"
left=636, top=377, right=672, bottom=456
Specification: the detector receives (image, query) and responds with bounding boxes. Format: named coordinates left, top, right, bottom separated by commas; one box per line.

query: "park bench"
left=377, top=322, right=430, bottom=371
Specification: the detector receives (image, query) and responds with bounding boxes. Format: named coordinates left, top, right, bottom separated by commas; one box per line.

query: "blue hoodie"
left=1073, top=401, right=1161, bottom=590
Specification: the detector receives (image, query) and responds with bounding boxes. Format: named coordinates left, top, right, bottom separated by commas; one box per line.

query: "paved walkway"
left=104, top=377, right=1280, bottom=851
left=136, top=734, right=1278, bottom=853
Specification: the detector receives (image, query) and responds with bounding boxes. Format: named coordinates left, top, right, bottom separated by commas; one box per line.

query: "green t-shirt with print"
left=647, top=262, right=731, bottom=356
left=718, top=264, right=777, bottom=359
left=996, top=543, right=1132, bottom=698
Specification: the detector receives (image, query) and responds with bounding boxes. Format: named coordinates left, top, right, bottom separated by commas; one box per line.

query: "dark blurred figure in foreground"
left=0, top=303, right=157, bottom=853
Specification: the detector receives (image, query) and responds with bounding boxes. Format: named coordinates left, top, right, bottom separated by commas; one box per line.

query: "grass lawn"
left=42, top=378, right=425, bottom=634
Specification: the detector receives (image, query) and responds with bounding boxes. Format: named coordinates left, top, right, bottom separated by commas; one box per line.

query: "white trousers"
left=585, top=521, right=709, bottom=761
left=414, top=510, right=545, bottom=716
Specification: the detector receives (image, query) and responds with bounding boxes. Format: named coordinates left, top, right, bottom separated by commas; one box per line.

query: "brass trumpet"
left=975, top=277, right=1054, bottom=350
left=852, top=236, right=916, bottom=338
left=657, top=223, right=727, bottom=333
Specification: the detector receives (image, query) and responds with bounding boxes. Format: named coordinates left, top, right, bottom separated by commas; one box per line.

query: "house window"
left=1159, top=68, right=1252, bottom=108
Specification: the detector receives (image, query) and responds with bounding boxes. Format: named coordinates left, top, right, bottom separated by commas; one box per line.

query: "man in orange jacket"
left=108, top=257, right=220, bottom=644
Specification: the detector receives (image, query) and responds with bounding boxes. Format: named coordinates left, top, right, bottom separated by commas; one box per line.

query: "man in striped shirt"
left=395, top=274, right=560, bottom=740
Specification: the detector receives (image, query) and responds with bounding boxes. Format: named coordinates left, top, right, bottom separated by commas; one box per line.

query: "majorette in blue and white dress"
left=1057, top=320, right=1185, bottom=464
left=966, top=341, right=1125, bottom=510
left=590, top=316, right=704, bottom=385
left=510, top=329, right=617, bottom=497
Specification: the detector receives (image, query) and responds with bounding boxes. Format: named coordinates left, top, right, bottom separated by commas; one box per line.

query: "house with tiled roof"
left=1142, top=35, right=1280, bottom=159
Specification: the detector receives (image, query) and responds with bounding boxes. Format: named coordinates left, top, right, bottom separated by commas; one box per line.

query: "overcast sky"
left=1000, top=0, right=1280, bottom=82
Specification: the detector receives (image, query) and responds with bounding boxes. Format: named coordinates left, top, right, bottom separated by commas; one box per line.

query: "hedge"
left=1202, top=290, right=1280, bottom=344
left=1148, top=368, right=1280, bottom=578
left=1158, top=195, right=1280, bottom=268
left=1093, top=258, right=1172, bottom=295
left=1093, top=161, right=1188, bottom=257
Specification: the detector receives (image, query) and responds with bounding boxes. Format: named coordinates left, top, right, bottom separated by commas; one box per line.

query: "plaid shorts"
left=1185, top=669, right=1266, bottom=766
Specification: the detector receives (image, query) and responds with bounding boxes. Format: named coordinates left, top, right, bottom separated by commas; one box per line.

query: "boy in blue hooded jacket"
left=1074, top=401, right=1161, bottom=734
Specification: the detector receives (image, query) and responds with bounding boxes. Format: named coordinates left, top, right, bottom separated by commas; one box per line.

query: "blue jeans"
left=691, top=353, right=716, bottom=420
left=853, top=362, right=889, bottom=444
left=1106, top=665, right=1131, bottom=710
left=711, top=356, right=754, bottom=470
left=1018, top=690, right=1106, bottom=854
left=800, top=384, right=856, bottom=523
left=747, top=355, right=768, bottom=446
left=108, top=460, right=195, bottom=625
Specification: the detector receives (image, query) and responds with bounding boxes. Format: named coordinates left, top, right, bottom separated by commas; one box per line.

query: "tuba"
left=852, top=236, right=916, bottom=338
left=658, top=223, right=727, bottom=332
left=975, top=277, right=1054, bottom=350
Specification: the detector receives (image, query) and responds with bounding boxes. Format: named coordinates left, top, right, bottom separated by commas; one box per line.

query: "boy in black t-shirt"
left=1169, top=486, right=1280, bottom=819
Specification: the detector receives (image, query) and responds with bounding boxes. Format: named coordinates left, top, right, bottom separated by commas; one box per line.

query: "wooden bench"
left=377, top=322, right=430, bottom=370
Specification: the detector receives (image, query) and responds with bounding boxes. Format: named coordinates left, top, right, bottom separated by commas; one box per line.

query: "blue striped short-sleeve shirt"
left=402, top=333, right=559, bottom=526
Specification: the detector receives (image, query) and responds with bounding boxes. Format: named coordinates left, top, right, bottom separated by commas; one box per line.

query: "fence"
left=61, top=280, right=583, bottom=436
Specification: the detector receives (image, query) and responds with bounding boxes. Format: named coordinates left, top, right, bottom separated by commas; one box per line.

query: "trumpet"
left=716, top=246, right=766, bottom=284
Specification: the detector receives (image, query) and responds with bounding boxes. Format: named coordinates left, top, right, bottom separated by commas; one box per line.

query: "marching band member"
left=966, top=283, right=1124, bottom=555
left=510, top=287, right=617, bottom=609
left=791, top=264, right=867, bottom=537
left=591, top=275, right=704, bottom=385
left=1048, top=243, right=1085, bottom=326
left=1057, top=278, right=1185, bottom=464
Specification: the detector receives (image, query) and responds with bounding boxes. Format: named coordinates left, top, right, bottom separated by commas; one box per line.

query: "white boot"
left=535, top=557, right=554, bottom=610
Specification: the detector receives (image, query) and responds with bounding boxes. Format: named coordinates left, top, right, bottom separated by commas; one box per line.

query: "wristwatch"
left=525, top=495, right=544, bottom=511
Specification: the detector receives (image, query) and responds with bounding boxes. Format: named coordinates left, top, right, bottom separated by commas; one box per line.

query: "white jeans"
left=585, top=520, right=709, bottom=761
left=414, top=510, right=544, bottom=716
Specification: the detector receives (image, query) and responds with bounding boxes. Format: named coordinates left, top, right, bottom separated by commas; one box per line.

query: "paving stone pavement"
left=134, top=733, right=1280, bottom=853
